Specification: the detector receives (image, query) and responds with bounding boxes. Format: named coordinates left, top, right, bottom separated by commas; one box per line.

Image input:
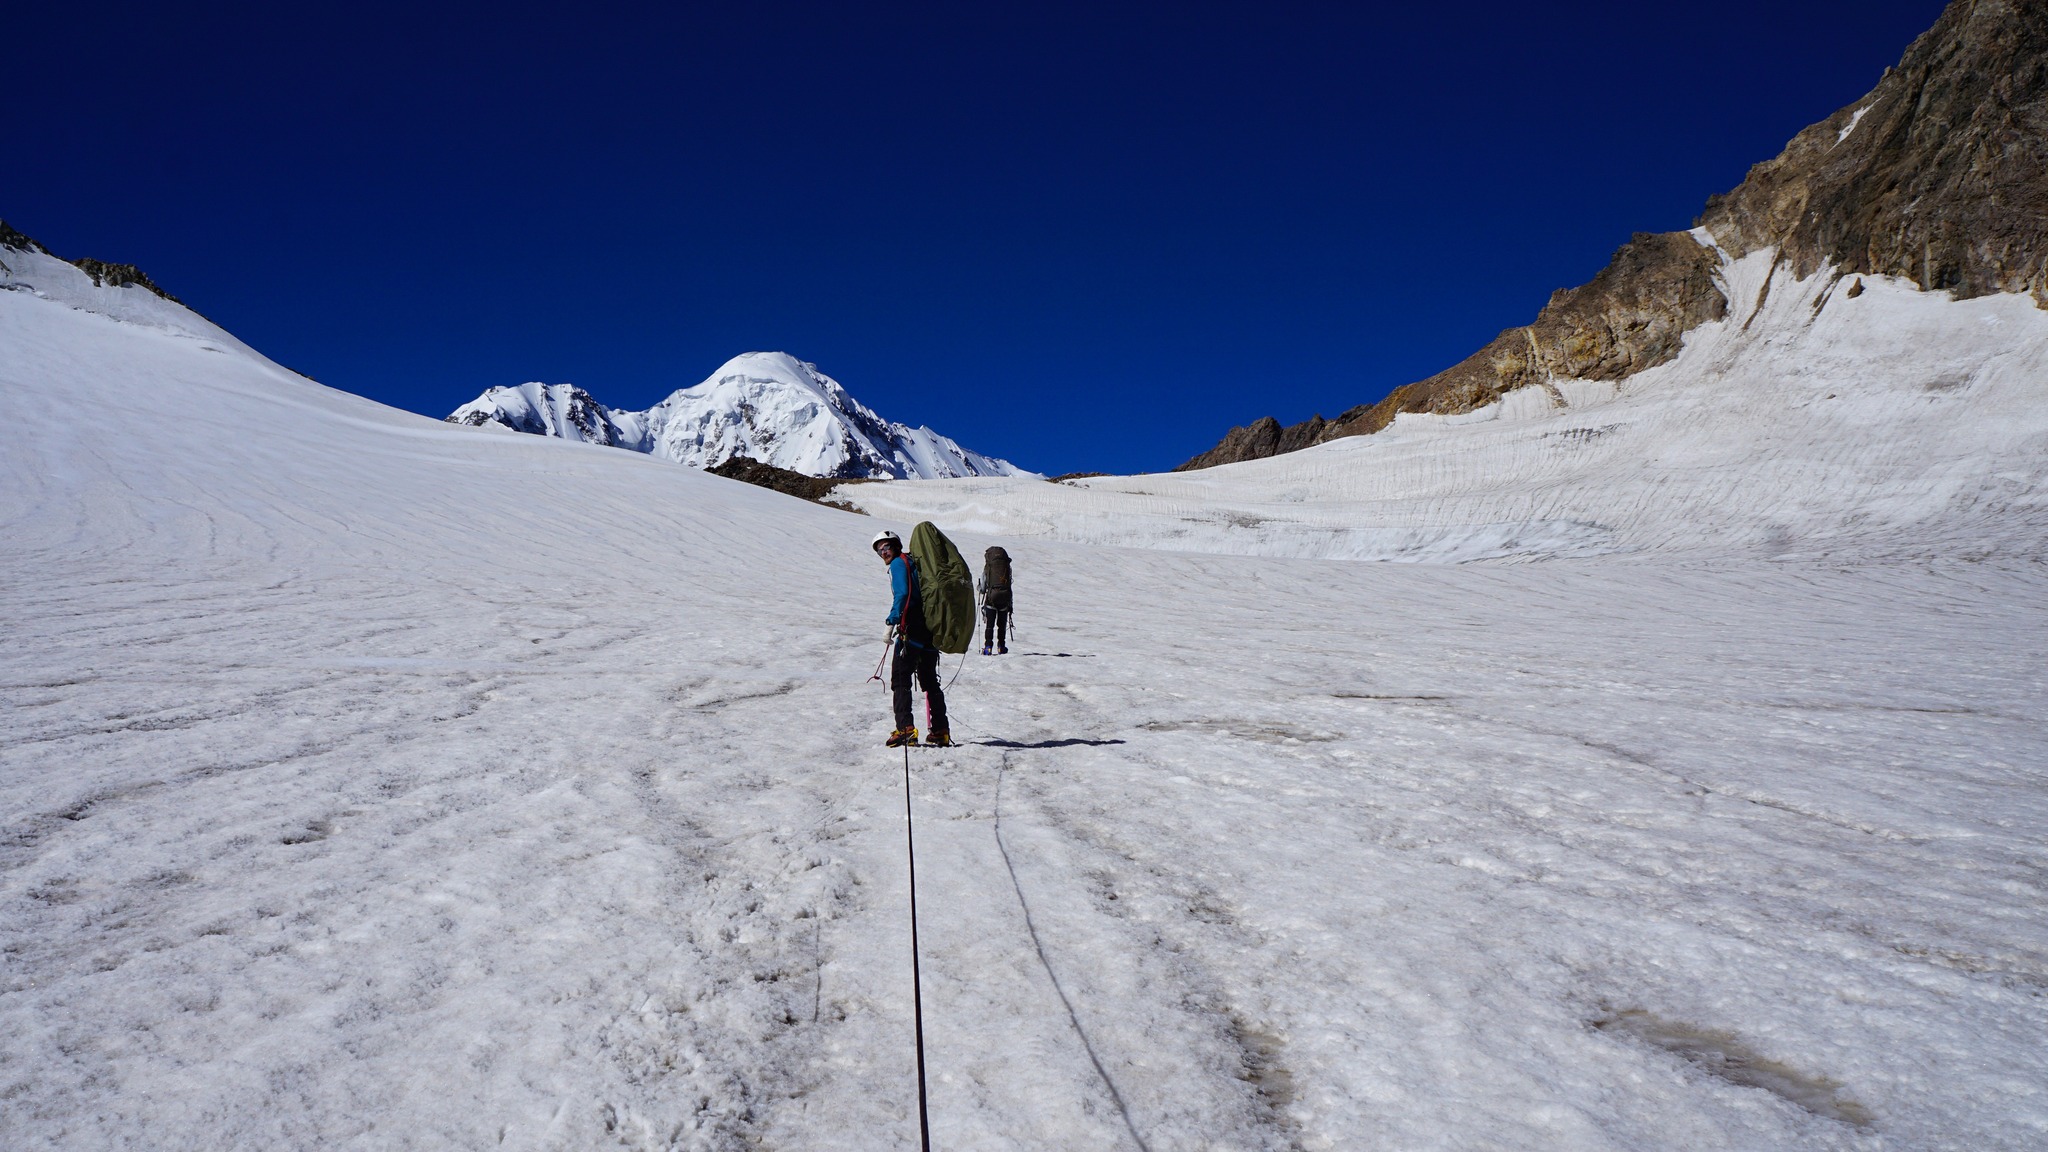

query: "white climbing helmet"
left=871, top=530, right=902, bottom=553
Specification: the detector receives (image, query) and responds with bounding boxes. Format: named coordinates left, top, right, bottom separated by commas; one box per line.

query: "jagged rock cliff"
left=1702, top=0, right=2048, bottom=302
left=1178, top=414, right=1330, bottom=472
left=1179, top=0, right=2048, bottom=471
left=1181, top=232, right=1728, bottom=469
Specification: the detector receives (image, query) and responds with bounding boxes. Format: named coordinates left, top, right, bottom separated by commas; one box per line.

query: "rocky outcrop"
left=1178, top=414, right=1329, bottom=471
left=708, top=455, right=871, bottom=507
left=1178, top=0, right=2048, bottom=471
left=1336, top=231, right=1724, bottom=440
left=0, top=220, right=53, bottom=257
left=1701, top=0, right=2048, bottom=304
left=1178, top=232, right=1728, bottom=468
left=69, top=258, right=184, bottom=304
left=0, top=220, right=186, bottom=304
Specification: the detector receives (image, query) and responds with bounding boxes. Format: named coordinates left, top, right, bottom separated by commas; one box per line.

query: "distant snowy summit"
left=447, top=352, right=1028, bottom=480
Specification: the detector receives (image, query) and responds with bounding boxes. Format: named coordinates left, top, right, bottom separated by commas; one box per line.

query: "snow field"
left=4, top=262, right=2048, bottom=1149
left=841, top=247, right=2048, bottom=564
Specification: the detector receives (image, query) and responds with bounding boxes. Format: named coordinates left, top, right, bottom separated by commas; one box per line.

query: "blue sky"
left=14, top=1, right=1944, bottom=475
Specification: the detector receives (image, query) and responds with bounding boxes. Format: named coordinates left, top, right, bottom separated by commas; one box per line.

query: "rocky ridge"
left=708, top=455, right=871, bottom=507
left=1179, top=0, right=2048, bottom=471
left=0, top=221, right=184, bottom=304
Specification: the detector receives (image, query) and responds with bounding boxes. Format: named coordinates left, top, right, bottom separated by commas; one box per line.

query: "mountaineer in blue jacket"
left=873, top=529, right=951, bottom=747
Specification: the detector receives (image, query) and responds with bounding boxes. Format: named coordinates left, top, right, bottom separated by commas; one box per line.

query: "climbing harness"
left=901, top=742, right=933, bottom=1151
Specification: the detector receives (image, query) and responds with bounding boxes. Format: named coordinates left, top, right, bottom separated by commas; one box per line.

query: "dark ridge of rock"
left=0, top=220, right=52, bottom=255
left=1700, top=0, right=2048, bottom=305
left=1321, top=231, right=1729, bottom=440
left=1176, top=0, right=2045, bottom=470
left=709, top=455, right=871, bottom=509
left=1176, top=230, right=1726, bottom=468
left=69, top=257, right=184, bottom=304
left=1174, top=414, right=1328, bottom=472
left=0, top=220, right=188, bottom=304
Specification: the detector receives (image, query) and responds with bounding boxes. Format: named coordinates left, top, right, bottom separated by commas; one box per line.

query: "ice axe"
left=868, top=626, right=896, bottom=683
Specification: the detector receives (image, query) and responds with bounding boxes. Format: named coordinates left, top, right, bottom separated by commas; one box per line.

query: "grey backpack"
left=982, top=546, right=1012, bottom=611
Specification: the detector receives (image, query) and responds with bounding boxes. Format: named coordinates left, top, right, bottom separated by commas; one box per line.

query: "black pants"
left=983, top=606, right=1010, bottom=648
left=891, top=640, right=948, bottom=733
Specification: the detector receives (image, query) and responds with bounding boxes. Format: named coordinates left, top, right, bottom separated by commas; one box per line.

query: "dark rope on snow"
left=902, top=742, right=934, bottom=1152
left=992, top=757, right=1153, bottom=1152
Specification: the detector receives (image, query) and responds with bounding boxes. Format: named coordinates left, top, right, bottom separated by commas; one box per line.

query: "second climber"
left=978, top=545, right=1013, bottom=655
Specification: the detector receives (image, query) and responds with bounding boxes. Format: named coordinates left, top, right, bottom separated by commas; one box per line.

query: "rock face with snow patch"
left=1, top=221, right=255, bottom=355
left=449, top=352, right=1026, bottom=480
left=1179, top=0, right=2048, bottom=470
left=1700, top=0, right=2048, bottom=304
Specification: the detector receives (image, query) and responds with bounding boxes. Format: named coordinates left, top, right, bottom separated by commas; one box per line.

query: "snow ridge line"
left=991, top=756, right=1155, bottom=1152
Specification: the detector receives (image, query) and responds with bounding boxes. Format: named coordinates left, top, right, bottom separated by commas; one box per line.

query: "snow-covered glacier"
left=839, top=244, right=2048, bottom=564
left=6, top=217, right=2048, bottom=1152
left=449, top=352, right=1030, bottom=480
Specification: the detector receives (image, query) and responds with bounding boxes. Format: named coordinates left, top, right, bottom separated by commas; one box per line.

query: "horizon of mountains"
left=0, top=221, right=1024, bottom=481
left=446, top=356, right=1030, bottom=481
left=5, top=0, right=2042, bottom=501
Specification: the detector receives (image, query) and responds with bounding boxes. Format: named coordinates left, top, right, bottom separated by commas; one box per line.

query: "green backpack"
left=908, top=521, right=976, bottom=654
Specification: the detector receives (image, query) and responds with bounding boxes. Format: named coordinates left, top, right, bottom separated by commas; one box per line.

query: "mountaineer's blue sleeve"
left=886, top=556, right=909, bottom=625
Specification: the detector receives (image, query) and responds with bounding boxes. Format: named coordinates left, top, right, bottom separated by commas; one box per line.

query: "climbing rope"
left=901, top=742, right=934, bottom=1152
left=992, top=758, right=1152, bottom=1151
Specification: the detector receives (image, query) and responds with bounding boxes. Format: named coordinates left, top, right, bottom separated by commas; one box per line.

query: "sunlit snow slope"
left=4, top=242, right=2047, bottom=1151
left=842, top=245, right=2048, bottom=563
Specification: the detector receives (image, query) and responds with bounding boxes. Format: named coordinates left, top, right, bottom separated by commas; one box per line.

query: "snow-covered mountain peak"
left=682, top=352, right=851, bottom=407
left=449, top=351, right=1029, bottom=481
left=648, top=352, right=879, bottom=452
left=448, top=381, right=641, bottom=448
